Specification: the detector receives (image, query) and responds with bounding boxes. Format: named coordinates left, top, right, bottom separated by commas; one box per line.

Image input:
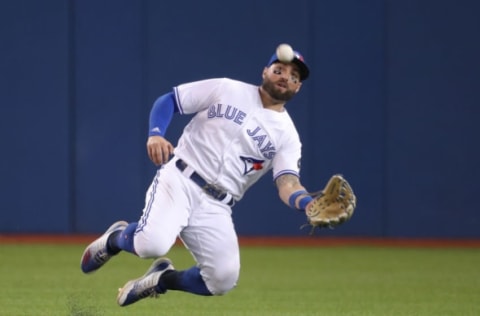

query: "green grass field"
left=0, top=243, right=479, bottom=316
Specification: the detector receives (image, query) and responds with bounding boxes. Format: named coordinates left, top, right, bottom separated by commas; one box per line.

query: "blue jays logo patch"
left=240, top=156, right=265, bottom=175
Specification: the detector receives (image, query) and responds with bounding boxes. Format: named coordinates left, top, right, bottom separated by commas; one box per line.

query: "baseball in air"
left=276, top=44, right=295, bottom=62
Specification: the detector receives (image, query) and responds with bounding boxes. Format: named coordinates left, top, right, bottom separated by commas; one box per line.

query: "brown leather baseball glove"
left=304, top=174, right=357, bottom=231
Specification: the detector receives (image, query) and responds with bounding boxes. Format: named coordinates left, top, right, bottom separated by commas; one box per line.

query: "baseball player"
left=81, top=44, right=316, bottom=306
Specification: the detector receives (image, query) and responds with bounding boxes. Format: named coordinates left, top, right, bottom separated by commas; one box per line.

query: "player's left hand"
left=147, top=136, right=174, bottom=165
left=304, top=174, right=356, bottom=232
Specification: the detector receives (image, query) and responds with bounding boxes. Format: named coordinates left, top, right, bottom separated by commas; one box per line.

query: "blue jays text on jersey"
left=207, top=103, right=277, bottom=161
left=207, top=103, right=246, bottom=125
left=246, top=127, right=276, bottom=160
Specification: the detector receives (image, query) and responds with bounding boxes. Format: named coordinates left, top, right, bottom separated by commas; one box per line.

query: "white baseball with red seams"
left=275, top=43, right=295, bottom=62
left=133, top=78, right=302, bottom=294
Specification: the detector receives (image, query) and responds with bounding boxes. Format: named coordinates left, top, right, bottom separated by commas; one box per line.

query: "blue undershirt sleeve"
left=148, top=91, right=179, bottom=137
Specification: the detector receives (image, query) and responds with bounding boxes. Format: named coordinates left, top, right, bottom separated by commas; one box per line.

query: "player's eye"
left=273, top=67, right=299, bottom=84
left=290, top=74, right=299, bottom=84
left=273, top=68, right=282, bottom=75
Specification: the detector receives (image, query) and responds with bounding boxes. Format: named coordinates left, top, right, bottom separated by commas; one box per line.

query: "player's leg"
left=116, top=172, right=239, bottom=306
left=117, top=257, right=175, bottom=306
left=117, top=199, right=239, bottom=306
left=81, top=162, right=188, bottom=273
left=131, top=164, right=190, bottom=258
left=80, top=220, right=129, bottom=273
left=160, top=200, right=240, bottom=296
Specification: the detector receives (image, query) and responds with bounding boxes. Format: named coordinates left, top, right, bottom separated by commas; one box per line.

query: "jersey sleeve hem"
left=173, top=86, right=184, bottom=114
left=273, top=170, right=300, bottom=182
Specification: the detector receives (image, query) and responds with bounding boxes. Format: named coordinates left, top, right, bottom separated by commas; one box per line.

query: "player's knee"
left=204, top=262, right=240, bottom=295
left=133, top=233, right=172, bottom=259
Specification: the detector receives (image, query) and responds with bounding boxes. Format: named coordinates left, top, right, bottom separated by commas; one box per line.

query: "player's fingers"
left=146, top=136, right=174, bottom=165
left=154, top=148, right=163, bottom=165
left=161, top=143, right=174, bottom=164
left=149, top=148, right=158, bottom=165
left=162, top=145, right=169, bottom=164
left=154, top=144, right=170, bottom=165
left=147, top=143, right=162, bottom=165
left=147, top=144, right=154, bottom=163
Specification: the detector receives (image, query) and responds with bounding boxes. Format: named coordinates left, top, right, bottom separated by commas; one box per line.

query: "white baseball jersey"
left=173, top=78, right=302, bottom=201
left=133, top=77, right=303, bottom=294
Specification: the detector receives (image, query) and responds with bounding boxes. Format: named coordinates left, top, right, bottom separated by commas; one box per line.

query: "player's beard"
left=261, top=79, right=296, bottom=102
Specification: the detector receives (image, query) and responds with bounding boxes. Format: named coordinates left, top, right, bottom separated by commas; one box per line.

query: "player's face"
left=261, top=63, right=302, bottom=102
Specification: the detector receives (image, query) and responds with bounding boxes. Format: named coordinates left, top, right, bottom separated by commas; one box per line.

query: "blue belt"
left=176, top=159, right=234, bottom=207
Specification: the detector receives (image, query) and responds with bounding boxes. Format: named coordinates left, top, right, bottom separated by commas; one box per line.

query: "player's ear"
left=262, top=67, right=268, bottom=79
left=295, top=82, right=302, bottom=93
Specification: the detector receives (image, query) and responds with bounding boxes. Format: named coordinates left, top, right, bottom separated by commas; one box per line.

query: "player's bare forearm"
left=276, top=174, right=309, bottom=209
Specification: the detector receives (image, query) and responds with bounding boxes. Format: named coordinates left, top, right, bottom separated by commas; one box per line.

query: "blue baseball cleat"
left=80, top=220, right=128, bottom=273
left=117, top=258, right=175, bottom=306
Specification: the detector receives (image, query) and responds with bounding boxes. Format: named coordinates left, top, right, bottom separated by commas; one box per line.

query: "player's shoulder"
left=182, top=77, right=255, bottom=91
left=218, top=77, right=256, bottom=89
